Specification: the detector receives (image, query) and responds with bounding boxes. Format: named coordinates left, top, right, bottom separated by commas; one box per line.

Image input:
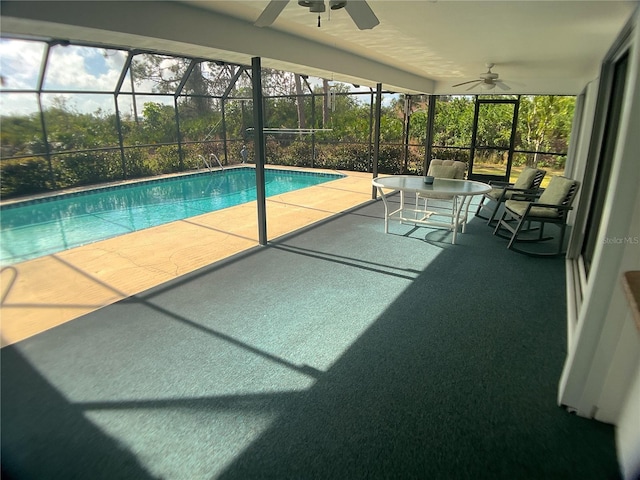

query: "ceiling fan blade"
left=451, top=80, right=479, bottom=88
left=344, top=0, right=380, bottom=30
left=495, top=81, right=511, bottom=91
left=255, top=0, right=289, bottom=27
left=465, top=81, right=482, bottom=91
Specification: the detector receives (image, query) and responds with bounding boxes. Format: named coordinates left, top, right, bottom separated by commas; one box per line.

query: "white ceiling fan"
left=452, top=63, right=511, bottom=91
left=255, top=0, right=380, bottom=30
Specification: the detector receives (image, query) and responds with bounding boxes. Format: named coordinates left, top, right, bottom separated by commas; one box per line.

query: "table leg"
left=377, top=186, right=390, bottom=233
left=461, top=195, right=474, bottom=233
left=452, top=195, right=465, bottom=244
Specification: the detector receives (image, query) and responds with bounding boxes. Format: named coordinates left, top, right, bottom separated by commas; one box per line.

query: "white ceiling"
left=183, top=0, right=638, bottom=94
left=1, top=0, right=638, bottom=95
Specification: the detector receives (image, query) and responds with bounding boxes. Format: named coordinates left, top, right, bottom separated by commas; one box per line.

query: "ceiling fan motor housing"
left=298, top=0, right=326, bottom=12
left=480, top=72, right=499, bottom=81
left=257, top=0, right=379, bottom=30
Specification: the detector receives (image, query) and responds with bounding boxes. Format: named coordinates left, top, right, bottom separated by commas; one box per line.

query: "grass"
left=473, top=164, right=565, bottom=188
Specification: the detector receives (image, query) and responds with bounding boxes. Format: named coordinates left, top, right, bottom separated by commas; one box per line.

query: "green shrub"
left=125, top=148, right=152, bottom=178
left=288, top=140, right=313, bottom=167
left=377, top=144, right=405, bottom=174
left=265, top=138, right=287, bottom=165
left=319, top=143, right=371, bottom=171
left=0, top=157, right=53, bottom=198
left=54, top=151, right=123, bottom=188
left=152, top=145, right=182, bottom=174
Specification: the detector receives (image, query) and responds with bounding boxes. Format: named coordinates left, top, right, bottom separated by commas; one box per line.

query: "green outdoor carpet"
left=1, top=195, right=619, bottom=479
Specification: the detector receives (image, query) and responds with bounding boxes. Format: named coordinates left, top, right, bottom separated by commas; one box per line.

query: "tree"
left=0, top=113, right=44, bottom=156
left=261, top=69, right=296, bottom=96
left=294, top=74, right=307, bottom=130
left=408, top=96, right=430, bottom=145
left=314, top=83, right=368, bottom=142
left=130, top=54, right=243, bottom=117
left=518, top=96, right=575, bottom=166
left=322, top=79, right=330, bottom=127
left=139, top=102, right=177, bottom=144
left=433, top=96, right=474, bottom=147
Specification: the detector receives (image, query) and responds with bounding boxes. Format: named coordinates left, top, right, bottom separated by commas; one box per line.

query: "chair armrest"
left=509, top=191, right=541, bottom=201
left=530, top=202, right=574, bottom=211
left=521, top=202, right=574, bottom=219
left=489, top=180, right=513, bottom=188
left=503, top=186, right=539, bottom=194
left=499, top=186, right=541, bottom=200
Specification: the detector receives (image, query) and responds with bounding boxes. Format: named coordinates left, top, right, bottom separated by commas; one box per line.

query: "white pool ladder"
left=198, top=154, right=224, bottom=172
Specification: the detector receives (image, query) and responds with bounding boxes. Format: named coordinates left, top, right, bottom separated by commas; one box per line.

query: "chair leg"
left=486, top=202, right=501, bottom=226
left=475, top=196, right=493, bottom=220
left=507, top=215, right=529, bottom=250
left=557, top=223, right=567, bottom=256
left=493, top=210, right=510, bottom=236
left=505, top=220, right=569, bottom=257
left=475, top=196, right=486, bottom=216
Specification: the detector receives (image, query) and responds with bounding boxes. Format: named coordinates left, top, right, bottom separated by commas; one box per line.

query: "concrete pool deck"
left=0, top=167, right=375, bottom=346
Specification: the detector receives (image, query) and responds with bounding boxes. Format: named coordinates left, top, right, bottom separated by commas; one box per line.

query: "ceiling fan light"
left=330, top=0, right=347, bottom=9
left=481, top=82, right=496, bottom=90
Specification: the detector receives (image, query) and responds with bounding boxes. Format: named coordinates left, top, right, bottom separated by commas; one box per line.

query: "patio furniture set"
left=373, top=160, right=580, bottom=257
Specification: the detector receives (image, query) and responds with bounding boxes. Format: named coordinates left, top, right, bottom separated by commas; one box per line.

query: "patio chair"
left=493, top=175, right=580, bottom=257
left=427, top=159, right=467, bottom=179
left=415, top=160, right=466, bottom=214
left=475, top=166, right=546, bottom=225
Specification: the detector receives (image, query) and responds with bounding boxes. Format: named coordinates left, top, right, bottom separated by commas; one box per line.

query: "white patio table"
left=372, top=175, right=492, bottom=244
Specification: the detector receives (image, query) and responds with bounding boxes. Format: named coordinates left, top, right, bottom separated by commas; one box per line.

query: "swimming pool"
left=0, top=167, right=344, bottom=265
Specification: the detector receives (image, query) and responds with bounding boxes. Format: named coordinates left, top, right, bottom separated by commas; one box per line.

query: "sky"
left=0, top=37, right=394, bottom=117
left=0, top=38, right=215, bottom=117
left=0, top=38, right=170, bottom=116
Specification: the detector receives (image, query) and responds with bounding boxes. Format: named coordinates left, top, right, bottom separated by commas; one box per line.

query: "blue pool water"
left=0, top=167, right=343, bottom=265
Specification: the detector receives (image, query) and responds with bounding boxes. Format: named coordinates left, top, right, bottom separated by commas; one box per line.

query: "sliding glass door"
left=580, top=51, right=629, bottom=275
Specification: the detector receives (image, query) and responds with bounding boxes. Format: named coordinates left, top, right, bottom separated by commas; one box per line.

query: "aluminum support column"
left=372, top=83, right=382, bottom=198
left=424, top=95, right=437, bottom=175
left=402, top=95, right=411, bottom=173
left=251, top=57, right=268, bottom=245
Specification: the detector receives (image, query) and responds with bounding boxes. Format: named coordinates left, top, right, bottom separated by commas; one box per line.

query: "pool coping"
left=0, top=166, right=375, bottom=346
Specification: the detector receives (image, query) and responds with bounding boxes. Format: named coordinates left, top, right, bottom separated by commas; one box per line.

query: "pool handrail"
left=198, top=154, right=224, bottom=172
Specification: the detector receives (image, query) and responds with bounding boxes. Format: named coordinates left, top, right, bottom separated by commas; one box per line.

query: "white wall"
left=582, top=3, right=640, bottom=417
left=617, top=348, right=640, bottom=479
left=558, top=6, right=640, bottom=478
left=613, top=184, right=640, bottom=480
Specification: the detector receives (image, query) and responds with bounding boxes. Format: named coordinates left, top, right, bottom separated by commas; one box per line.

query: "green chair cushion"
left=487, top=186, right=519, bottom=201
left=449, top=161, right=466, bottom=179
left=487, top=188, right=504, bottom=200
left=428, top=159, right=466, bottom=179
left=429, top=165, right=458, bottom=179
left=538, top=176, right=575, bottom=205
left=485, top=168, right=541, bottom=204
left=505, top=200, right=562, bottom=218
left=512, top=167, right=539, bottom=189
